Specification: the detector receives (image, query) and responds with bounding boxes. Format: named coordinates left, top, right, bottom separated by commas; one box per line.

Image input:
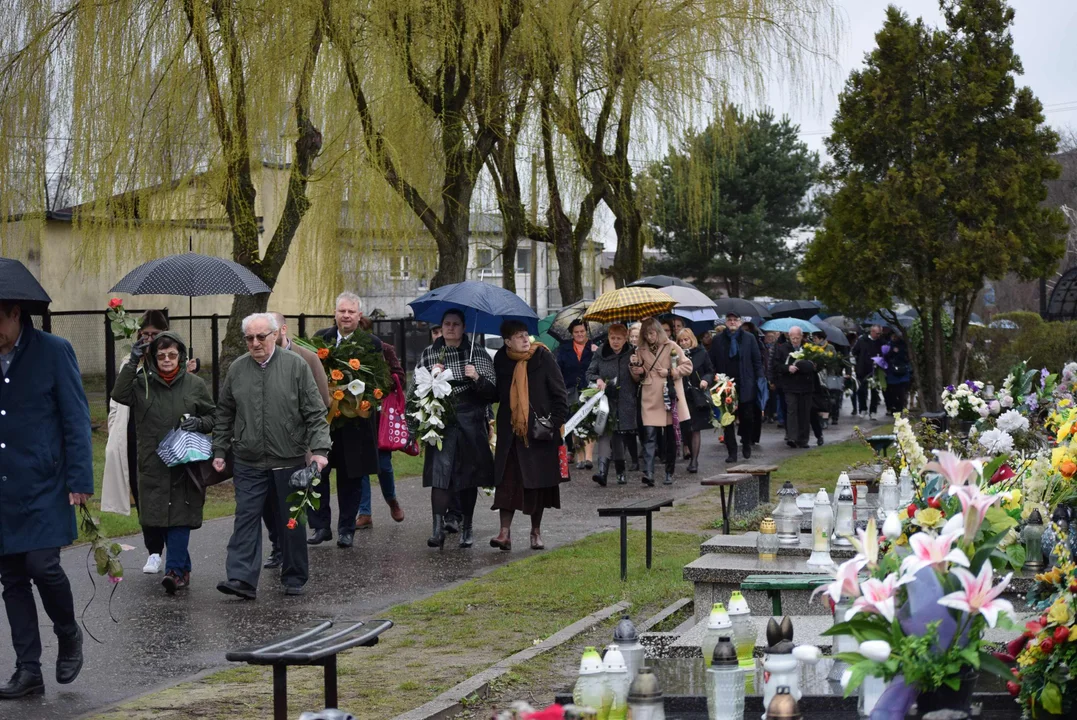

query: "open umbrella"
left=813, top=320, right=850, bottom=347
left=713, top=297, right=772, bottom=321
left=110, top=250, right=271, bottom=352
left=0, top=257, right=51, bottom=315
left=761, top=318, right=820, bottom=334
left=660, top=285, right=719, bottom=327
left=769, top=299, right=822, bottom=320
left=819, top=314, right=860, bottom=333
left=583, top=286, right=676, bottom=323
left=545, top=300, right=605, bottom=342
left=408, top=280, right=539, bottom=360
left=628, top=275, right=697, bottom=289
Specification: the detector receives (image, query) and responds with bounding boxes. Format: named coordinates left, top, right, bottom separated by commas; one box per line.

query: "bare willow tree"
left=0, top=0, right=327, bottom=362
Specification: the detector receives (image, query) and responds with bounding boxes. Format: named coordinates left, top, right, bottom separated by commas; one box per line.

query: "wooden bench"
left=700, top=474, right=753, bottom=535
left=728, top=463, right=779, bottom=505
left=741, top=574, right=833, bottom=616
left=226, top=619, right=393, bottom=720
left=598, top=498, right=674, bottom=581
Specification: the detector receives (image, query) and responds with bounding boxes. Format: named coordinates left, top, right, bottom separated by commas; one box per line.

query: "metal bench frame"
left=741, top=574, right=832, bottom=616
left=597, top=498, right=674, bottom=581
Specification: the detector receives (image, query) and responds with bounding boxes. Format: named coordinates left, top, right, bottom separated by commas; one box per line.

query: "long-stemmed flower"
left=851, top=574, right=902, bottom=622
left=923, top=449, right=982, bottom=494
left=814, top=556, right=865, bottom=605
left=937, top=565, right=1015, bottom=628
left=954, top=484, right=1000, bottom=538
left=900, top=531, right=970, bottom=578
left=847, top=517, right=880, bottom=568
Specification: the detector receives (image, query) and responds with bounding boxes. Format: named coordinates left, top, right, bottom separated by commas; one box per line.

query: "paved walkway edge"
left=389, top=600, right=631, bottom=720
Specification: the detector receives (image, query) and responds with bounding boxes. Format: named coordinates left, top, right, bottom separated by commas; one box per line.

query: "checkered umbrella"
left=582, top=287, right=676, bottom=323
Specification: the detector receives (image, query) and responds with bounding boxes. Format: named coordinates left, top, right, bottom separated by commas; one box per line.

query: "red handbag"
left=377, top=376, right=410, bottom=452
left=559, top=443, right=570, bottom=479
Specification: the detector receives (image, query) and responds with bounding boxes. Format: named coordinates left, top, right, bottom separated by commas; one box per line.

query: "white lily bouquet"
left=408, top=365, right=457, bottom=450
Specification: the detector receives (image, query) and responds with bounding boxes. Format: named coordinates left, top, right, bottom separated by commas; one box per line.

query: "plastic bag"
left=593, top=394, right=610, bottom=436
left=378, top=376, right=409, bottom=451
left=156, top=428, right=212, bottom=467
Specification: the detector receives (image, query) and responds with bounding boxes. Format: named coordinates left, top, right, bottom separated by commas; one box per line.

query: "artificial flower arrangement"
left=568, top=387, right=604, bottom=442
left=407, top=364, right=457, bottom=450
left=799, top=341, right=844, bottom=373
left=820, top=451, right=1021, bottom=714
left=294, top=334, right=391, bottom=429
left=709, top=374, right=738, bottom=427
left=106, top=297, right=139, bottom=340
left=942, top=380, right=991, bottom=421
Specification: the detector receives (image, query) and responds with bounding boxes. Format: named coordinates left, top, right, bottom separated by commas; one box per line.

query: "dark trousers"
left=785, top=392, right=813, bottom=447
left=885, top=382, right=910, bottom=414
left=308, top=466, right=363, bottom=536
left=856, top=382, right=881, bottom=415
left=723, top=401, right=761, bottom=457
left=829, top=389, right=843, bottom=423
left=642, top=426, right=676, bottom=477
left=0, top=548, right=78, bottom=671
left=263, top=494, right=279, bottom=554
left=228, top=463, right=308, bottom=589
left=164, top=527, right=192, bottom=574
left=810, top=408, right=824, bottom=441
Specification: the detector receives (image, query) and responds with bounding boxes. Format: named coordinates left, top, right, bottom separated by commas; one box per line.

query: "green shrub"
left=993, top=310, right=1044, bottom=329
left=968, top=319, right=1077, bottom=383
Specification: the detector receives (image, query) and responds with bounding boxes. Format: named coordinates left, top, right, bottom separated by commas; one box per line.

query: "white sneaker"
left=142, top=553, right=163, bottom=574
left=869, top=413, right=877, bottom=421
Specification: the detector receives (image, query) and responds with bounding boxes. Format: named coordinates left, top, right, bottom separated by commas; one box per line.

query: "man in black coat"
left=771, top=326, right=816, bottom=448
left=708, top=312, right=764, bottom=463
left=307, top=292, right=383, bottom=549
left=851, top=324, right=885, bottom=420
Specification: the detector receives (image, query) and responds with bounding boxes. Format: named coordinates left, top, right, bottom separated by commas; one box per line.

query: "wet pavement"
left=0, top=419, right=864, bottom=719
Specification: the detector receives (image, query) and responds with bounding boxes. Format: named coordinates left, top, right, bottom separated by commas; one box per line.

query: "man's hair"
left=871, top=324, right=882, bottom=333
left=270, top=312, right=288, bottom=329
left=441, top=308, right=466, bottom=326
left=140, top=310, right=169, bottom=331
left=0, top=300, right=19, bottom=317
left=336, top=291, right=362, bottom=310
left=241, top=312, right=279, bottom=334
left=500, top=319, right=530, bottom=339
left=788, top=326, right=803, bottom=336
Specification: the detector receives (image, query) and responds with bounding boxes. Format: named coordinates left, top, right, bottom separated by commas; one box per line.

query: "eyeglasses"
left=244, top=331, right=276, bottom=344
left=156, top=352, right=180, bottom=361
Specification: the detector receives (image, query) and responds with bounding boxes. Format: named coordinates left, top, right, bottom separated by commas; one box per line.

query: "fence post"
left=298, top=313, right=307, bottom=339
left=211, top=314, right=220, bottom=401
left=394, top=320, right=406, bottom=368
left=42, top=309, right=52, bottom=333
left=104, top=312, right=116, bottom=416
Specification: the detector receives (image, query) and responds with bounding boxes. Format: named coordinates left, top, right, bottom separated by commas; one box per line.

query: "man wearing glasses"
left=213, top=313, right=331, bottom=599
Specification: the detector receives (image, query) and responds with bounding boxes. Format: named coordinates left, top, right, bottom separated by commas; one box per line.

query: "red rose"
left=1069, top=580, right=1077, bottom=594
left=1040, top=637, right=1054, bottom=654
left=906, top=503, right=918, bottom=517
left=286, top=518, right=297, bottom=530
left=1054, top=626, right=1070, bottom=645
left=1006, top=681, right=1020, bottom=697
left=927, top=495, right=941, bottom=510
left=108, top=297, right=123, bottom=309
left=1025, top=620, right=1045, bottom=637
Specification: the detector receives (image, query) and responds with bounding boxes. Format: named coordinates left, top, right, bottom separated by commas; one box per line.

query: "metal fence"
left=31, top=310, right=436, bottom=413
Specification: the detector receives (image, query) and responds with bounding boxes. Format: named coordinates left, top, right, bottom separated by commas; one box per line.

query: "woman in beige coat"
left=630, top=317, right=693, bottom=486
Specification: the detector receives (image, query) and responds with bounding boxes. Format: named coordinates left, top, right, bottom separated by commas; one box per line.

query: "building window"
left=476, top=248, right=494, bottom=269
left=516, top=248, right=532, bottom=273
left=389, top=254, right=410, bottom=280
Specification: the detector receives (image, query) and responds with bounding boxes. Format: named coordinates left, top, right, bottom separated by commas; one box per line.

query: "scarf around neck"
left=158, top=366, right=180, bottom=385
left=508, top=343, right=547, bottom=445
left=725, top=328, right=740, bottom=359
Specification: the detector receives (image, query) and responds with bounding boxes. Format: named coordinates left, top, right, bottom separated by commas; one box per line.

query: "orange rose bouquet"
left=293, top=333, right=391, bottom=429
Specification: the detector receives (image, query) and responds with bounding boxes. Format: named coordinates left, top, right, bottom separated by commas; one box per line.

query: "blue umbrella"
left=760, top=318, right=820, bottom=334
left=408, top=281, right=538, bottom=336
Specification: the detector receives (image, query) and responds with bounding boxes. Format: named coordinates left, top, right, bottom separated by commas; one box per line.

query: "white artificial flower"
left=1000, top=394, right=1014, bottom=408
left=978, top=428, right=1014, bottom=454
left=347, top=379, right=365, bottom=396
left=996, top=410, right=1029, bottom=434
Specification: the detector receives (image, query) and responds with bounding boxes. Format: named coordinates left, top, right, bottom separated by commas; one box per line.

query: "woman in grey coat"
left=585, top=323, right=640, bottom=486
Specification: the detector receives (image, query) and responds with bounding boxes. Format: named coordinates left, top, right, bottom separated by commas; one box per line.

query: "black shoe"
left=776, top=423, right=785, bottom=429
left=337, top=532, right=354, bottom=548
left=0, top=667, right=44, bottom=699
left=663, top=471, right=674, bottom=485
left=742, top=443, right=752, bottom=460
left=816, top=437, right=825, bottom=446
left=797, top=443, right=810, bottom=449
left=263, top=550, right=283, bottom=569
left=575, top=460, right=586, bottom=470
left=725, top=455, right=737, bottom=463
left=642, top=475, right=655, bottom=487
left=55, top=627, right=83, bottom=685
left=584, top=460, right=593, bottom=470
left=592, top=458, right=609, bottom=487
left=459, top=518, right=474, bottom=548
left=785, top=440, right=797, bottom=448
left=307, top=528, right=332, bottom=545
left=428, top=514, right=446, bottom=549
left=687, top=459, right=698, bottom=473
left=629, top=461, right=640, bottom=472
left=444, top=515, right=461, bottom=534
left=283, top=584, right=306, bottom=596
left=616, top=474, right=627, bottom=485
left=216, top=579, right=257, bottom=600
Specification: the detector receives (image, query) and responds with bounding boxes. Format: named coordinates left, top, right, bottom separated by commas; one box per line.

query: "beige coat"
left=631, top=340, right=694, bottom=427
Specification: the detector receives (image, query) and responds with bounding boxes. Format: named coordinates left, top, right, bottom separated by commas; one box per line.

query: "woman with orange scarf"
left=490, top=320, right=570, bottom=551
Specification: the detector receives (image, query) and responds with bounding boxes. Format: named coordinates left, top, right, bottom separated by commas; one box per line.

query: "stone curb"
left=389, top=600, right=630, bottom=720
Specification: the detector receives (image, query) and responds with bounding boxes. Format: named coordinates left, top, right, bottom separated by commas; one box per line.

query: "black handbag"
left=530, top=405, right=556, bottom=442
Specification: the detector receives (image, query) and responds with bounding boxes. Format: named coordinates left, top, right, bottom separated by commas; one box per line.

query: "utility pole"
left=530, top=152, right=539, bottom=312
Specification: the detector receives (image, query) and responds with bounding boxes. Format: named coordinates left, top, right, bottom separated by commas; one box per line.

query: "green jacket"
left=111, top=332, right=215, bottom=529
left=213, top=346, right=332, bottom=469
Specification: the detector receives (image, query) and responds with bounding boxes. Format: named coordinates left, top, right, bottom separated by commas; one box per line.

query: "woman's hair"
left=741, top=321, right=757, bottom=335
left=640, top=317, right=667, bottom=345
left=500, top=319, right=530, bottom=339
left=358, top=315, right=374, bottom=332
left=140, top=310, right=169, bottom=331
left=441, top=308, right=466, bottom=326
left=607, top=323, right=628, bottom=336
left=677, top=328, right=698, bottom=348
left=568, top=318, right=586, bottom=333
left=155, top=336, right=179, bottom=352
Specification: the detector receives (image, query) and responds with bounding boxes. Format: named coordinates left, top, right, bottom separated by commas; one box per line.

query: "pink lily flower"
left=923, top=450, right=983, bottom=495
left=813, top=556, right=864, bottom=606
left=954, top=484, right=1000, bottom=538
left=937, top=565, right=1014, bottom=628
left=900, top=531, right=970, bottom=578
left=851, top=574, right=902, bottom=622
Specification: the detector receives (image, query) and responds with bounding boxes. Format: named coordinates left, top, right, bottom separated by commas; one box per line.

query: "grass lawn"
left=91, top=529, right=701, bottom=720
left=772, top=423, right=894, bottom=494
left=80, top=382, right=425, bottom=542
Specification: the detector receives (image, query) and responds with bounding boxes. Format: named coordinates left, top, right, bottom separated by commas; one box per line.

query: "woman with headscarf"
left=111, top=331, right=215, bottom=594
left=630, top=317, right=693, bottom=486
left=676, top=328, right=715, bottom=474
left=491, top=320, right=569, bottom=551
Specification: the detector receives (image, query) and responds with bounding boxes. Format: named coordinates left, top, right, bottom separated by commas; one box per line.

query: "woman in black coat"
left=492, top=320, right=570, bottom=552
left=676, top=329, right=715, bottom=473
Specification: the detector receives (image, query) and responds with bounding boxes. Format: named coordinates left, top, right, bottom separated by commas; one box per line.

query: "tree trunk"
left=609, top=199, right=644, bottom=287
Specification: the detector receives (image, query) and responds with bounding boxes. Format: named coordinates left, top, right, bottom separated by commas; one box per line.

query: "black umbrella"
left=110, top=251, right=271, bottom=352
left=629, top=275, right=697, bottom=289
left=813, top=320, right=850, bottom=347
left=546, top=300, right=606, bottom=342
left=0, top=257, right=51, bottom=315
left=712, top=297, right=773, bottom=321
left=769, top=299, right=822, bottom=320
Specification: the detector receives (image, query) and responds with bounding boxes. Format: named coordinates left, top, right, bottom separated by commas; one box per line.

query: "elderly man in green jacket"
left=213, top=313, right=331, bottom=599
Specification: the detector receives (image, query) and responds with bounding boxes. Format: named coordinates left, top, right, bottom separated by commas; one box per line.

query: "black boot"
left=459, top=517, right=474, bottom=548
left=742, top=443, right=752, bottom=460
left=617, top=473, right=627, bottom=485
left=687, top=455, right=698, bottom=473
left=444, top=513, right=461, bottom=534
left=592, top=458, right=609, bottom=487
left=427, top=513, right=446, bottom=549
left=56, top=627, right=83, bottom=684
left=664, top=470, right=674, bottom=485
